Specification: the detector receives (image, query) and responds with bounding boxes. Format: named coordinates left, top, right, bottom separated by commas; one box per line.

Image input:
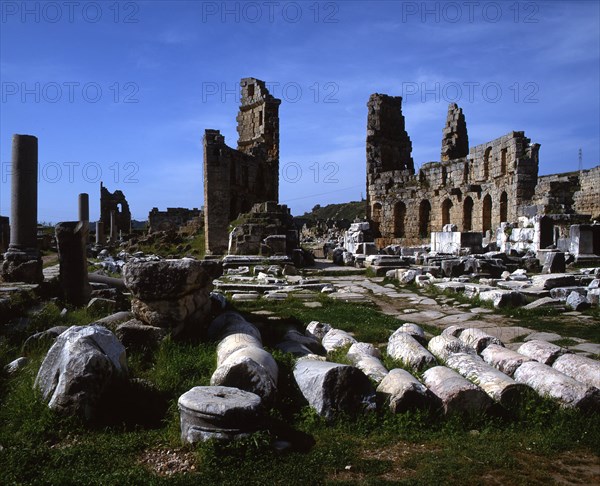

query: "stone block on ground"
left=422, top=366, right=493, bottom=415
left=445, top=352, right=530, bottom=406
left=552, top=353, right=600, bottom=389
left=376, top=368, right=437, bottom=413
left=387, top=330, right=437, bottom=371
left=517, top=340, right=565, bottom=365
left=34, top=325, right=128, bottom=421
left=322, top=328, right=357, bottom=353
left=293, top=359, right=376, bottom=420
left=481, top=344, right=533, bottom=377
left=514, top=361, right=600, bottom=411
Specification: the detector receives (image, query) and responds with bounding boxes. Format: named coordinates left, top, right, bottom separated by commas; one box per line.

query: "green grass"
left=1, top=298, right=599, bottom=484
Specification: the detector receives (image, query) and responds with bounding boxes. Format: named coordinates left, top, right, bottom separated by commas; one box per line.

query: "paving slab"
left=571, top=343, right=600, bottom=355
left=524, top=332, right=562, bottom=343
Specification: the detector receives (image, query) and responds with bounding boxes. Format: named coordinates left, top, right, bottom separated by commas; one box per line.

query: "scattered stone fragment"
left=566, top=291, right=591, bottom=311
left=517, top=340, right=565, bottom=365
left=22, top=326, right=69, bottom=355
left=346, top=343, right=388, bottom=383
left=115, top=319, right=167, bottom=351
left=459, top=328, right=504, bottom=354
left=394, top=323, right=427, bottom=345
left=422, top=366, right=493, bottom=415
left=552, top=354, right=600, bottom=389
left=376, top=368, right=437, bottom=413
left=178, top=386, right=264, bottom=444
left=293, top=359, right=376, bottom=420
left=34, top=325, right=128, bottom=420
left=481, top=344, right=533, bottom=377
left=427, top=334, right=476, bottom=362
left=387, top=330, right=437, bottom=371
left=322, top=328, right=357, bottom=352
left=445, top=353, right=529, bottom=406
left=514, top=361, right=600, bottom=410
left=87, top=297, right=117, bottom=315
left=305, top=321, right=332, bottom=341
left=4, top=357, right=28, bottom=374
left=478, top=289, right=525, bottom=308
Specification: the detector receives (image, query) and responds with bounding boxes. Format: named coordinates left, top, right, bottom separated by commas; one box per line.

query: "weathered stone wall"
left=228, top=201, right=298, bottom=255
left=441, top=103, right=468, bottom=162
left=367, top=99, right=540, bottom=246
left=148, top=207, right=202, bottom=233
left=204, top=78, right=281, bottom=255
left=574, top=166, right=600, bottom=220
left=531, top=166, right=600, bottom=221
left=99, top=182, right=131, bottom=235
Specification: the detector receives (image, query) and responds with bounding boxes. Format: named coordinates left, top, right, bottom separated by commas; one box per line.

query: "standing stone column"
left=95, top=221, right=105, bottom=245
left=78, top=193, right=90, bottom=244
left=110, top=210, right=117, bottom=242
left=78, top=193, right=89, bottom=222
left=1, top=134, right=43, bottom=283
left=55, top=221, right=91, bottom=306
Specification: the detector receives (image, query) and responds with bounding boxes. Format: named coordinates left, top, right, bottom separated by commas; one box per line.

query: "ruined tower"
left=441, top=103, right=468, bottom=161
left=203, top=78, right=282, bottom=255
left=366, top=94, right=414, bottom=176
left=366, top=94, right=414, bottom=225
left=236, top=78, right=281, bottom=201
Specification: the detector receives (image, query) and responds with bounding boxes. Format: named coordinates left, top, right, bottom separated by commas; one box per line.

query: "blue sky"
left=1, top=0, right=599, bottom=223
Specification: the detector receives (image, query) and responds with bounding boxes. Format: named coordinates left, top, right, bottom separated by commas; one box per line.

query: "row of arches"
left=372, top=191, right=509, bottom=239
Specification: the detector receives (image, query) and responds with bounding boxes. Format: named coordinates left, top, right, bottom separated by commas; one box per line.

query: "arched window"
left=419, top=200, right=431, bottom=238
left=500, top=191, right=508, bottom=223
left=372, top=202, right=382, bottom=236
left=394, top=202, right=406, bottom=237
left=500, top=148, right=507, bottom=176
left=483, top=147, right=492, bottom=180
left=482, top=194, right=492, bottom=233
left=442, top=199, right=453, bottom=227
left=463, top=197, right=473, bottom=231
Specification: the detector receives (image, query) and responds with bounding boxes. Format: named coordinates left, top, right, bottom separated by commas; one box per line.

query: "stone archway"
left=419, top=200, right=431, bottom=238
left=393, top=201, right=406, bottom=237
left=463, top=196, right=474, bottom=231
left=442, top=199, right=453, bottom=228
left=483, top=146, right=492, bottom=180
left=482, top=194, right=492, bottom=233
left=372, top=202, right=382, bottom=236
left=500, top=191, right=508, bottom=223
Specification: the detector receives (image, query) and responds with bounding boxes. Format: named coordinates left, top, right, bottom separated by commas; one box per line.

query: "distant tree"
left=312, top=204, right=321, bottom=212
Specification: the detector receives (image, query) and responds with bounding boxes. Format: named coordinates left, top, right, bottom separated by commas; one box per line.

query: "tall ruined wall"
left=441, top=103, right=468, bottom=161
left=367, top=101, right=540, bottom=246
left=366, top=94, right=414, bottom=224
left=203, top=78, right=281, bottom=254
left=99, top=182, right=131, bottom=234
left=533, top=166, right=600, bottom=221
left=574, top=166, right=600, bottom=220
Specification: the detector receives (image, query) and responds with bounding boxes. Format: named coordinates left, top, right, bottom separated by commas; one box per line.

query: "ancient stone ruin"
left=366, top=97, right=600, bottom=250
left=100, top=182, right=132, bottom=240
left=203, top=78, right=281, bottom=255
left=148, top=207, right=202, bottom=233
left=228, top=202, right=299, bottom=256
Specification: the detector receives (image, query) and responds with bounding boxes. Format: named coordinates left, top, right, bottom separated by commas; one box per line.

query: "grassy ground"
left=1, top=297, right=599, bottom=485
